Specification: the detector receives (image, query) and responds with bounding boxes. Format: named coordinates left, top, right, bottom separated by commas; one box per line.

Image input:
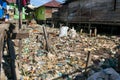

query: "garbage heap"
left=14, top=25, right=120, bottom=80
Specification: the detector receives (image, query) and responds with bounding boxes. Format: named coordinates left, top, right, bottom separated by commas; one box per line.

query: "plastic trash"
left=87, top=68, right=120, bottom=80
left=69, top=27, right=77, bottom=38
left=59, top=26, right=69, bottom=37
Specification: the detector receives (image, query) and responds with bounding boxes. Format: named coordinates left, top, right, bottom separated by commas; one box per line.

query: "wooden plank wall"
left=59, top=0, right=120, bottom=23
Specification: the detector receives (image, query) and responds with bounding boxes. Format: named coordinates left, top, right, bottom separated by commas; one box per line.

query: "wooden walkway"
left=0, top=23, right=28, bottom=80
left=0, top=24, right=10, bottom=80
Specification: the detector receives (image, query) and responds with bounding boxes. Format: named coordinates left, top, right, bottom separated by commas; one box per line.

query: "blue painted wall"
left=0, top=0, right=7, bottom=19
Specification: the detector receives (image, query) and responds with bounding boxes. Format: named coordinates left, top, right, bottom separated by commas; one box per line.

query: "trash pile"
left=14, top=25, right=120, bottom=80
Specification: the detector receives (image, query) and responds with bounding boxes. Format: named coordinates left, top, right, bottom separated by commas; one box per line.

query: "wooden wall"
left=59, top=0, right=120, bottom=24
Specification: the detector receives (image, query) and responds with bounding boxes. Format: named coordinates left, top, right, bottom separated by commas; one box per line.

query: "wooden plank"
left=0, top=24, right=9, bottom=30
left=59, top=0, right=120, bottom=24
left=11, top=33, right=29, bottom=39
left=0, top=24, right=9, bottom=66
left=43, top=26, right=50, bottom=52
left=113, top=0, right=117, bottom=10
left=0, top=31, right=3, bottom=71
left=7, top=38, right=17, bottom=80
left=0, top=27, right=7, bottom=80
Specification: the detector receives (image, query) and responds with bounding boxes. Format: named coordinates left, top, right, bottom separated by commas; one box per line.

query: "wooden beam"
left=11, top=33, right=29, bottom=39
left=113, top=0, right=117, bottom=11
left=0, top=24, right=10, bottom=80
left=43, top=26, right=50, bottom=52
left=94, top=28, right=97, bottom=37
left=85, top=51, right=92, bottom=72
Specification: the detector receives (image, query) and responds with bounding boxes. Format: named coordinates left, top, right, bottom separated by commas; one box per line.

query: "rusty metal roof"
left=6, top=0, right=16, bottom=3
left=44, top=0, right=61, bottom=8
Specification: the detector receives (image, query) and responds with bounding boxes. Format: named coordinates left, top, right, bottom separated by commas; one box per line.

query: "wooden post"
left=85, top=51, right=92, bottom=72
left=94, top=28, right=97, bottom=37
left=18, top=0, right=22, bottom=33
left=17, top=0, right=23, bottom=79
left=7, top=38, right=17, bottom=80
left=88, top=23, right=91, bottom=37
left=52, top=23, right=55, bottom=28
left=0, top=24, right=10, bottom=80
left=80, top=29, right=83, bottom=35
left=89, top=29, right=92, bottom=37
left=15, top=20, right=19, bottom=33
left=52, top=17, right=54, bottom=28
left=18, top=0, right=22, bottom=30
left=18, top=0, right=22, bottom=58
left=66, top=4, right=69, bottom=26
left=43, top=26, right=50, bottom=52
left=0, top=30, right=7, bottom=80
left=113, top=0, right=117, bottom=11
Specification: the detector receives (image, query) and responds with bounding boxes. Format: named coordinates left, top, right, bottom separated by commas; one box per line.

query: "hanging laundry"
left=2, top=1, right=7, bottom=9
left=0, top=0, right=7, bottom=19
left=22, top=0, right=27, bottom=6
left=0, top=8, right=3, bottom=19
left=22, top=0, right=30, bottom=6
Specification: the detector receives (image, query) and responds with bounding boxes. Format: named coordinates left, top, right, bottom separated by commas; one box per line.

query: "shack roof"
left=43, top=0, right=61, bottom=8
left=6, top=0, right=16, bottom=3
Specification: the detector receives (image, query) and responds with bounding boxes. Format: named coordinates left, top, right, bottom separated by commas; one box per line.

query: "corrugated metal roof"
left=44, top=0, right=61, bottom=8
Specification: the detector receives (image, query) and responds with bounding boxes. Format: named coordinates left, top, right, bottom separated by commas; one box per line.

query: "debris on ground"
left=87, top=68, right=120, bottom=80
left=4, top=23, right=120, bottom=80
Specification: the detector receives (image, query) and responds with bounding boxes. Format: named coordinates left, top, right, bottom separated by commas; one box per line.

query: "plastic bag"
left=59, top=26, right=69, bottom=37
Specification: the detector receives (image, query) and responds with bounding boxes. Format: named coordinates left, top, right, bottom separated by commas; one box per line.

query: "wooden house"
left=35, top=0, right=61, bottom=22
left=59, top=0, right=120, bottom=25
left=57, top=0, right=120, bottom=35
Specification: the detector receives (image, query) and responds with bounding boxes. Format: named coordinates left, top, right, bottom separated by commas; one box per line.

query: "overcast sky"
left=30, top=0, right=65, bottom=7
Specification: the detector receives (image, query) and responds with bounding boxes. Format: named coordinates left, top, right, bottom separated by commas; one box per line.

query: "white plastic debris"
left=59, top=26, right=69, bottom=37
left=69, top=27, right=77, bottom=39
